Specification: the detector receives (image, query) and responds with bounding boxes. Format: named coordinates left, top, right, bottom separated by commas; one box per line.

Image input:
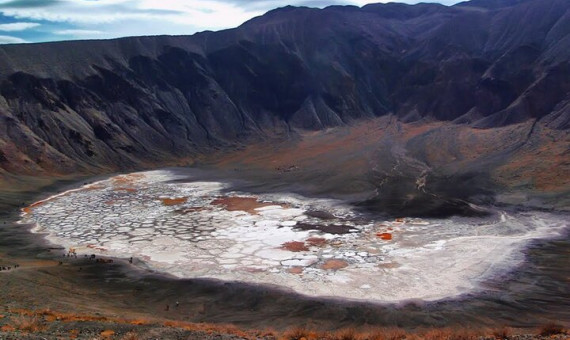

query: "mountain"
left=0, top=0, right=568, bottom=215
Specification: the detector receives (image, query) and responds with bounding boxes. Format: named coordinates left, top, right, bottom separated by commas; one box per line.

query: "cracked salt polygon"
left=255, top=248, right=295, bottom=261
left=254, top=220, right=281, bottom=228
left=280, top=221, right=297, bottom=227
left=20, top=169, right=569, bottom=303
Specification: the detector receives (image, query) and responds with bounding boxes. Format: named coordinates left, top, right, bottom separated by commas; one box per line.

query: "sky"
left=0, top=0, right=461, bottom=44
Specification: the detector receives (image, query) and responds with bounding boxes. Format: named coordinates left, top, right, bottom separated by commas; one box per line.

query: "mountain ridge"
left=0, top=0, right=568, bottom=214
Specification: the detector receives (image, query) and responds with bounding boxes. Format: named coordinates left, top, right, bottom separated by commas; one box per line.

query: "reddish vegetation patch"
left=211, top=196, right=276, bottom=214
left=306, top=237, right=327, bottom=247
left=377, top=233, right=392, bottom=240
left=320, top=259, right=348, bottom=270
left=160, top=197, right=188, bottom=206
left=281, top=241, right=309, bottom=252
left=288, top=267, right=304, bottom=274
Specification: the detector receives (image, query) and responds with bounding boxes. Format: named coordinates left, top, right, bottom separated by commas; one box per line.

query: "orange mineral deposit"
left=377, top=232, right=392, bottom=240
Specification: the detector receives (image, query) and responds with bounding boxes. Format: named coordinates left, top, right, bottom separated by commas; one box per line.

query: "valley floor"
left=0, top=118, right=569, bottom=339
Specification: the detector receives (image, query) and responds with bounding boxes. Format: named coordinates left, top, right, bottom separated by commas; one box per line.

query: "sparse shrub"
left=539, top=323, right=565, bottom=336
left=281, top=327, right=310, bottom=340
left=327, top=327, right=361, bottom=340
left=367, top=327, right=407, bottom=340
left=491, top=327, right=512, bottom=339
left=10, top=314, right=45, bottom=332
left=423, top=328, right=453, bottom=340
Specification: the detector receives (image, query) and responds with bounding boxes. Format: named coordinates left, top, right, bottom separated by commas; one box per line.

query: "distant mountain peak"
left=455, top=0, right=533, bottom=9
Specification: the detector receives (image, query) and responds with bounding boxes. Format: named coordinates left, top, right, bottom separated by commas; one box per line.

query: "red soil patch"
left=281, top=241, right=309, bottom=252
left=210, top=196, right=276, bottom=214
left=288, top=267, right=304, bottom=274
left=306, top=237, right=327, bottom=247
left=377, top=233, right=392, bottom=240
left=160, top=197, right=188, bottom=206
left=111, top=174, right=145, bottom=186
left=100, top=330, right=115, bottom=337
left=29, top=201, right=45, bottom=208
left=320, top=259, right=348, bottom=270
left=22, top=200, right=46, bottom=214
left=87, top=244, right=107, bottom=252
left=1, top=325, right=15, bottom=332
left=113, top=187, right=137, bottom=193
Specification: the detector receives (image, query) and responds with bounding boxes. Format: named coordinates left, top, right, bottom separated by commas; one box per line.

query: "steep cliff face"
left=0, top=0, right=568, bottom=213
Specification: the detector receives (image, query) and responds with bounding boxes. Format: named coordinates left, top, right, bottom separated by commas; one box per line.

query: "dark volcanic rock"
left=0, top=0, right=568, bottom=214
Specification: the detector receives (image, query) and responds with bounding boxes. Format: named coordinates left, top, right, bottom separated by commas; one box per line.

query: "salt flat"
left=19, top=170, right=568, bottom=302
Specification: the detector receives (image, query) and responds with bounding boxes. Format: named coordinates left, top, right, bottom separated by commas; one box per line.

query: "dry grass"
left=276, top=326, right=493, bottom=340
left=3, top=308, right=566, bottom=340
left=365, top=327, right=407, bottom=340
left=538, top=323, right=566, bottom=336
left=492, top=326, right=512, bottom=339
left=326, top=327, right=365, bottom=340
left=280, top=327, right=314, bottom=340
left=9, top=314, right=45, bottom=333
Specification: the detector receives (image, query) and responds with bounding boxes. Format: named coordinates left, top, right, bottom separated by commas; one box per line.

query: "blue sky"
left=0, top=0, right=460, bottom=44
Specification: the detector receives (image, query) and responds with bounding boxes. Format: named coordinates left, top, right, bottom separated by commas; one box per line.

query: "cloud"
left=0, top=34, right=26, bottom=43
left=0, top=21, right=39, bottom=30
left=54, top=29, right=103, bottom=35
left=0, top=0, right=60, bottom=9
left=0, top=0, right=462, bottom=43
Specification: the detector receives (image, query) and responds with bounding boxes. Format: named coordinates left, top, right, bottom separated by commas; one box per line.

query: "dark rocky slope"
left=0, top=0, right=568, bottom=214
